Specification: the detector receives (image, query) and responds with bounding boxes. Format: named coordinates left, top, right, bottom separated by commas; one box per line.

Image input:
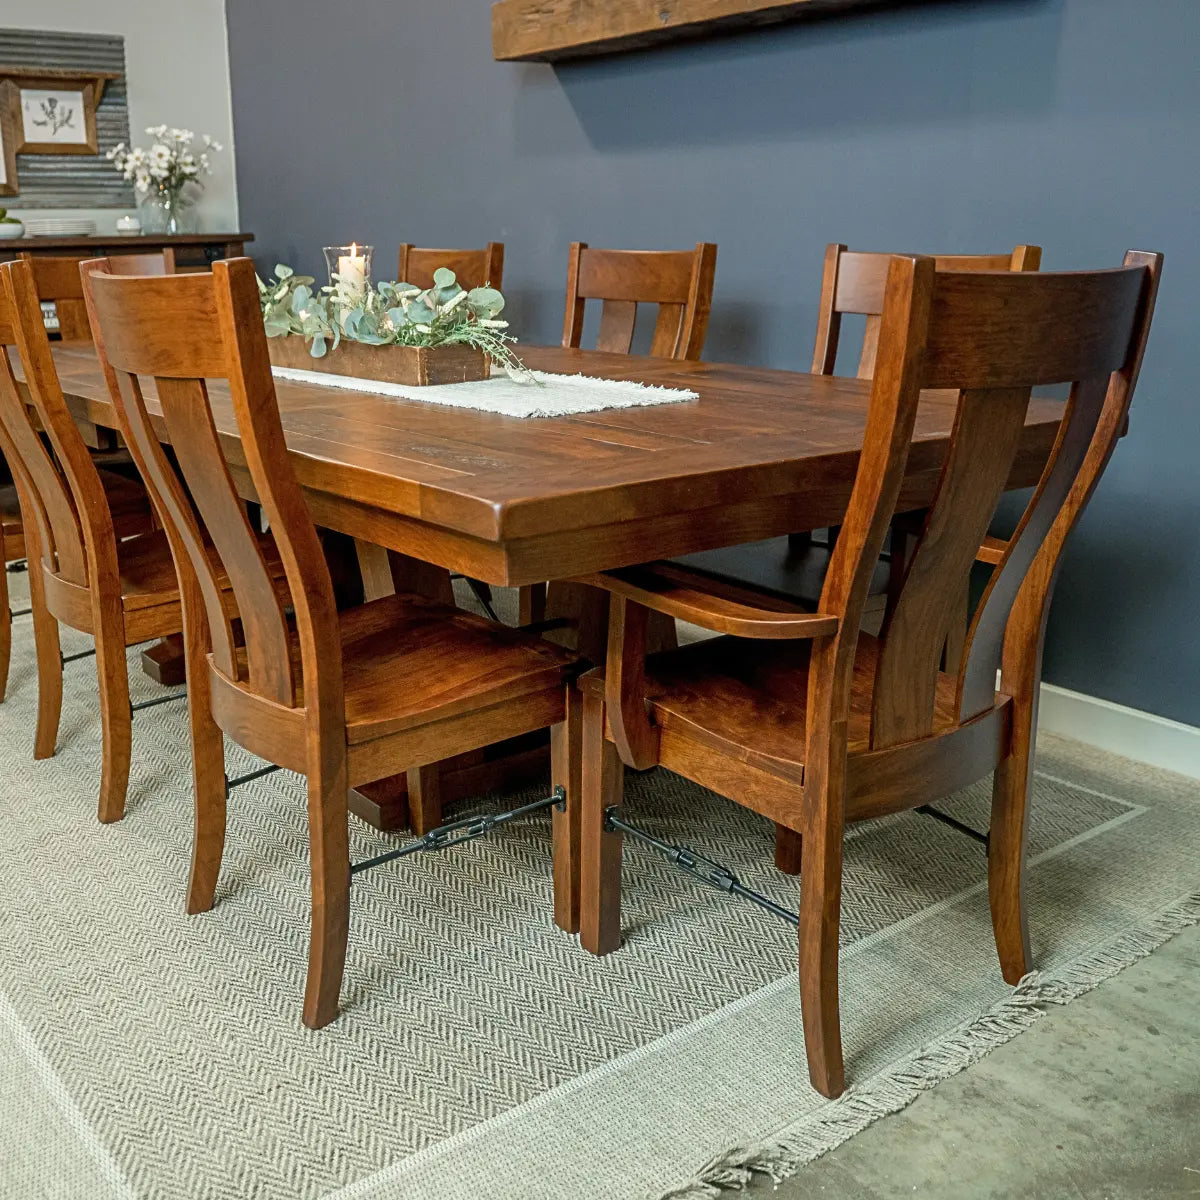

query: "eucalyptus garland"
left=258, top=264, right=530, bottom=379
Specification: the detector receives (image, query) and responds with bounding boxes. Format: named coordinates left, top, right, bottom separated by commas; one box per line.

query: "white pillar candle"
left=337, top=243, right=366, bottom=296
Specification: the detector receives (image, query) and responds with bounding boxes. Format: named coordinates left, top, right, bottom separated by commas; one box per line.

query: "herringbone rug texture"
left=0, top=572, right=1195, bottom=1200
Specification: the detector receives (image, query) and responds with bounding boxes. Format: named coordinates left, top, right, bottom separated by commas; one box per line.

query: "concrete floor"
left=756, top=924, right=1200, bottom=1199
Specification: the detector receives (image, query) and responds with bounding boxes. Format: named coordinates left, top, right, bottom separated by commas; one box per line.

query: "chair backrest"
left=811, top=244, right=1042, bottom=379
left=0, top=257, right=130, bottom=589
left=561, top=242, right=717, bottom=360
left=82, top=256, right=338, bottom=726
left=397, top=243, right=504, bottom=292
left=19, top=251, right=173, bottom=340
left=811, top=251, right=1160, bottom=758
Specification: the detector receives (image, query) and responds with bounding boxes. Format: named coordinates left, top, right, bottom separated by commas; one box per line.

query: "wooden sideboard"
left=0, top=231, right=254, bottom=272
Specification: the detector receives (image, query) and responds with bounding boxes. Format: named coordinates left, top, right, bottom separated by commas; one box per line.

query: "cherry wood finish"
left=575, top=252, right=1161, bottom=1099
left=562, top=242, right=717, bottom=360
left=31, top=342, right=1067, bottom=591
left=0, top=233, right=252, bottom=276
left=0, top=257, right=189, bottom=817
left=83, top=257, right=584, bottom=1029
left=492, top=0, right=899, bottom=62
left=397, top=243, right=504, bottom=291
left=21, top=251, right=176, bottom=341
left=811, top=243, right=1042, bottom=380
left=0, top=473, right=28, bottom=701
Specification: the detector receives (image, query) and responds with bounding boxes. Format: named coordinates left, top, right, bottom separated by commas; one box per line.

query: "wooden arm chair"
left=576, top=250, right=1161, bottom=1099
left=0, top=259, right=205, bottom=814
left=397, top=243, right=504, bottom=292
left=689, top=244, right=1043, bottom=706
left=82, top=255, right=583, bottom=1030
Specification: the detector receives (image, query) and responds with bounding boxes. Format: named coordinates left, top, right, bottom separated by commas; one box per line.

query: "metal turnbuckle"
left=61, top=648, right=97, bottom=665
left=131, top=691, right=187, bottom=714
left=225, top=763, right=282, bottom=796
left=9, top=607, right=32, bottom=619
left=351, top=785, right=567, bottom=877
left=6, top=560, right=27, bottom=574
left=605, top=808, right=800, bottom=928
left=916, top=804, right=989, bottom=852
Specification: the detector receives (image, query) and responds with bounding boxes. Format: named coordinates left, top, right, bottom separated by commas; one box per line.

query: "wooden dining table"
left=29, top=340, right=1064, bottom=829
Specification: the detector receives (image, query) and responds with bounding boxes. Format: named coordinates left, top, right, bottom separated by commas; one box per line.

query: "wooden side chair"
left=83, top=256, right=584, bottom=1030
left=562, top=241, right=717, bottom=360
left=575, top=250, right=1161, bottom=1098
left=0, top=255, right=241, bottom=820
left=0, top=434, right=32, bottom=702
left=539, top=242, right=719, bottom=636
left=397, top=243, right=504, bottom=291
left=21, top=250, right=175, bottom=340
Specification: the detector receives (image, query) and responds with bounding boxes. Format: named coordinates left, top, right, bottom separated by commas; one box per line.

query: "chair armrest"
left=575, top=562, right=840, bottom=640
left=977, top=535, right=1007, bottom=566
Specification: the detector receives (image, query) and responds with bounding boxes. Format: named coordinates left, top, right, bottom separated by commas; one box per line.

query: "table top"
left=41, top=341, right=1064, bottom=585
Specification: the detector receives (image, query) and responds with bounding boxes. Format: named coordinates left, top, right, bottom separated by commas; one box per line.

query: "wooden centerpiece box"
left=267, top=335, right=489, bottom=387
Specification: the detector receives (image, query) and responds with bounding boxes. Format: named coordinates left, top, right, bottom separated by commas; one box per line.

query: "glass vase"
left=323, top=244, right=373, bottom=306
left=139, top=187, right=197, bottom=235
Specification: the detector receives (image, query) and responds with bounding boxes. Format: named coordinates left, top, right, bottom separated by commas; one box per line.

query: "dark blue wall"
left=226, top=0, right=1199, bottom=723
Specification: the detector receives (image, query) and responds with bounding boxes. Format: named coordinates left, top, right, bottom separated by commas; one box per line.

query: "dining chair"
left=0, top=254, right=252, bottom=821
left=0, top=440, right=31, bottom=702
left=538, top=242, right=720, bottom=636
left=83, top=255, right=584, bottom=1029
left=397, top=242, right=504, bottom=291
left=574, top=250, right=1161, bottom=1098
left=20, top=250, right=175, bottom=341
left=562, top=241, right=717, bottom=360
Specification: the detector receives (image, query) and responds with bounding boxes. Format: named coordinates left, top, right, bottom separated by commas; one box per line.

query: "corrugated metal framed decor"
left=0, top=28, right=133, bottom=207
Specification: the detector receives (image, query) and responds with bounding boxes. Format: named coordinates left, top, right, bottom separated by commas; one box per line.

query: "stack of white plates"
left=23, top=217, right=97, bottom=237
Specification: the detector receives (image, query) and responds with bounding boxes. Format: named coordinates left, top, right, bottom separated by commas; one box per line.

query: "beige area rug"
left=0, top=569, right=1196, bottom=1200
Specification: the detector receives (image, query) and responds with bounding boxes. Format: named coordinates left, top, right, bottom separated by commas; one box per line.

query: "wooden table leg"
left=141, top=632, right=186, bottom=686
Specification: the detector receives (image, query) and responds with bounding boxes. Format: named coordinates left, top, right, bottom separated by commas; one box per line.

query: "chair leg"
left=799, top=789, right=846, bottom=1098
left=580, top=691, right=624, bottom=955
left=303, top=759, right=351, bottom=1030
left=551, top=685, right=583, bottom=934
left=775, top=824, right=803, bottom=875
left=185, top=634, right=226, bottom=915
left=93, top=610, right=132, bottom=824
left=29, top=566, right=62, bottom=761
left=518, top=583, right=547, bottom=627
left=989, top=750, right=1033, bottom=984
left=0, top=545, right=9, bottom=704
left=406, top=764, right=442, bottom=836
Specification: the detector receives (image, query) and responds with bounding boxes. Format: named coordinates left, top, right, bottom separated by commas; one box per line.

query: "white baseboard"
left=1038, top=683, right=1200, bottom=781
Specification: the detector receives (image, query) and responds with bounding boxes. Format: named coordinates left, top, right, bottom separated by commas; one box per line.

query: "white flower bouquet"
left=107, top=127, right=223, bottom=232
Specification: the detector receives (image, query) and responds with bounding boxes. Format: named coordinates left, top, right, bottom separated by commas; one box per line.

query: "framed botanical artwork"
left=0, top=96, right=17, bottom=196
left=0, top=69, right=117, bottom=156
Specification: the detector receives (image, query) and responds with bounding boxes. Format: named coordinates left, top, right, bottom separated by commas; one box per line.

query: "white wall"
left=3, top=0, right=238, bottom=234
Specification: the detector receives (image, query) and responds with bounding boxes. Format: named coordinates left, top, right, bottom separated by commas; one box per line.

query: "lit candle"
left=337, top=242, right=366, bottom=297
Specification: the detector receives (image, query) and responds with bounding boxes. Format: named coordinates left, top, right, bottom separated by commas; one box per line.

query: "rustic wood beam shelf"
left=491, top=0, right=897, bottom=62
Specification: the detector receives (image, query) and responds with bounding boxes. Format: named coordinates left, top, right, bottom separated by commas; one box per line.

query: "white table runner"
left=270, top=365, right=699, bottom=418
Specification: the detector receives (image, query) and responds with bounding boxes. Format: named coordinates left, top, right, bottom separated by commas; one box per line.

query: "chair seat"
left=224, top=591, right=579, bottom=746
left=1, top=469, right=149, bottom=546
left=116, top=526, right=285, bottom=611
left=341, top=594, right=579, bottom=742
left=582, top=633, right=960, bottom=780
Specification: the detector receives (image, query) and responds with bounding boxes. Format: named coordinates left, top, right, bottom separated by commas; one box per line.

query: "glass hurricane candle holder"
left=323, top=243, right=373, bottom=304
